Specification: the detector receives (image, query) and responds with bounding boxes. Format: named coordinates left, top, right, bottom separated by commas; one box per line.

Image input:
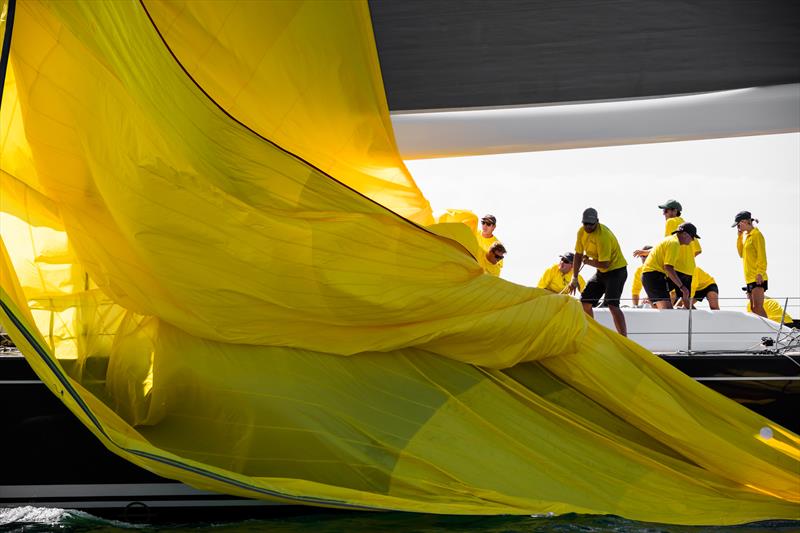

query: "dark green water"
left=1, top=507, right=798, bottom=533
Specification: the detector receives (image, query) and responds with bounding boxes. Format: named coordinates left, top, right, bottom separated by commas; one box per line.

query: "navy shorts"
left=693, top=283, right=719, bottom=301
left=581, top=266, right=627, bottom=308
left=746, top=280, right=768, bottom=293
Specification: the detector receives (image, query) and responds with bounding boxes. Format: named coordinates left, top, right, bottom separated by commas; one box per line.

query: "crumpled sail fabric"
left=0, top=0, right=798, bottom=524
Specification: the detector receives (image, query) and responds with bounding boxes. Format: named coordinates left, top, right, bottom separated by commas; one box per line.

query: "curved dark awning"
left=369, top=0, right=800, bottom=111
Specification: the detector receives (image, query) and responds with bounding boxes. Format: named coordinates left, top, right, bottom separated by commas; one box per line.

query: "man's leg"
left=604, top=267, right=628, bottom=337
left=707, top=291, right=720, bottom=310
left=580, top=274, right=602, bottom=319
left=609, top=306, right=627, bottom=337
left=654, top=299, right=673, bottom=310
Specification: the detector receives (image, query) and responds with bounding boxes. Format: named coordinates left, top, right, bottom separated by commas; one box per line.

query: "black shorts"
left=581, top=266, right=627, bottom=308
left=641, top=271, right=672, bottom=302
left=693, top=283, right=719, bottom=301
left=667, top=273, right=692, bottom=294
left=746, top=280, right=768, bottom=293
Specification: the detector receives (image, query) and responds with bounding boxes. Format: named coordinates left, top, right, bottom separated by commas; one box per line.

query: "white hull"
left=592, top=308, right=795, bottom=353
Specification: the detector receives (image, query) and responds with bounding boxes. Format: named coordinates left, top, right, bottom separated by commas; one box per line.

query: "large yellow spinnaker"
left=1, top=0, right=798, bottom=524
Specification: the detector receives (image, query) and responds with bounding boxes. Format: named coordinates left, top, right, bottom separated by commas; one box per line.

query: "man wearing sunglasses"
left=537, top=252, right=585, bottom=294
left=477, top=214, right=503, bottom=275
left=568, top=208, right=628, bottom=336
left=480, top=241, right=507, bottom=277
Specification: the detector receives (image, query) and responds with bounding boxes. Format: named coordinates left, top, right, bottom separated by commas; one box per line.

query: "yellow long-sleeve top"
left=631, top=265, right=644, bottom=297
left=537, top=263, right=585, bottom=293
left=747, top=298, right=793, bottom=324
left=736, top=227, right=767, bottom=284
left=665, top=217, right=701, bottom=275
left=689, top=267, right=716, bottom=298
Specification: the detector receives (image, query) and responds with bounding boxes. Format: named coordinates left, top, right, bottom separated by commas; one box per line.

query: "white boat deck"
left=593, top=308, right=797, bottom=353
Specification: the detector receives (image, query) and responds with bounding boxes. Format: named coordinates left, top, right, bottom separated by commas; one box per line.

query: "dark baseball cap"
left=732, top=210, right=752, bottom=227
left=581, top=208, right=598, bottom=224
left=658, top=199, right=682, bottom=211
left=672, top=222, right=700, bottom=239
left=481, top=214, right=497, bottom=225
left=559, top=252, right=575, bottom=263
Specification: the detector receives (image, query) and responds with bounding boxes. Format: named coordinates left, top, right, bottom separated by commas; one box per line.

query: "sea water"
left=1, top=507, right=798, bottom=533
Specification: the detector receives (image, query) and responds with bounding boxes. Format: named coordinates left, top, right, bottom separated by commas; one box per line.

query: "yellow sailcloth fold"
left=1, top=0, right=798, bottom=524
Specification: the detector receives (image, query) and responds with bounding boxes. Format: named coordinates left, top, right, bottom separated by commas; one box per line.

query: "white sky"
left=407, top=133, right=800, bottom=313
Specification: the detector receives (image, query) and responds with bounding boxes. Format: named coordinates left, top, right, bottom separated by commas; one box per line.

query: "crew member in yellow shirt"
left=677, top=266, right=720, bottom=310
left=690, top=266, right=719, bottom=310
left=476, top=214, right=503, bottom=274
left=641, top=223, right=699, bottom=309
left=746, top=296, right=793, bottom=325
left=734, top=210, right=768, bottom=318
left=537, top=253, right=585, bottom=294
left=568, top=208, right=628, bottom=336
left=479, top=241, right=506, bottom=277
left=631, top=245, right=652, bottom=307
left=634, top=199, right=700, bottom=289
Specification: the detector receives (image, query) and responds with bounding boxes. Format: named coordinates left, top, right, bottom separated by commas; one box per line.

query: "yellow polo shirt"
left=747, top=298, right=793, bottom=324
left=642, top=235, right=682, bottom=275
left=664, top=217, right=701, bottom=275
left=574, top=224, right=627, bottom=273
left=737, top=227, right=768, bottom=284
left=689, top=267, right=716, bottom=298
left=537, top=263, right=585, bottom=294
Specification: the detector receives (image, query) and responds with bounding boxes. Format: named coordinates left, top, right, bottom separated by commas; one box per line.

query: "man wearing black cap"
left=568, top=207, right=628, bottom=336
left=537, top=252, right=585, bottom=294
left=641, top=223, right=700, bottom=309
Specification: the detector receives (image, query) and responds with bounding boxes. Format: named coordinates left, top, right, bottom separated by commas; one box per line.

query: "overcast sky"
left=407, top=133, right=800, bottom=314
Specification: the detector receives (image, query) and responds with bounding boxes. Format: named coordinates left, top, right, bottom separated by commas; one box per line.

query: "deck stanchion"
left=687, top=305, right=693, bottom=353
left=775, top=297, right=789, bottom=347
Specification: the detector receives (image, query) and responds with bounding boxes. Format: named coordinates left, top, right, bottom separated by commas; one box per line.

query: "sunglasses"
left=482, top=221, right=495, bottom=226
left=493, top=252, right=505, bottom=260
left=582, top=222, right=597, bottom=227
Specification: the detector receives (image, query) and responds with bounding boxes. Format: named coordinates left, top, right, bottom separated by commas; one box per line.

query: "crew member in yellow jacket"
left=746, top=297, right=793, bottom=325
left=734, top=210, right=768, bottom=318
left=537, top=253, right=586, bottom=294
left=568, top=208, right=628, bottom=336
left=641, top=223, right=700, bottom=309
left=631, top=245, right=652, bottom=307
